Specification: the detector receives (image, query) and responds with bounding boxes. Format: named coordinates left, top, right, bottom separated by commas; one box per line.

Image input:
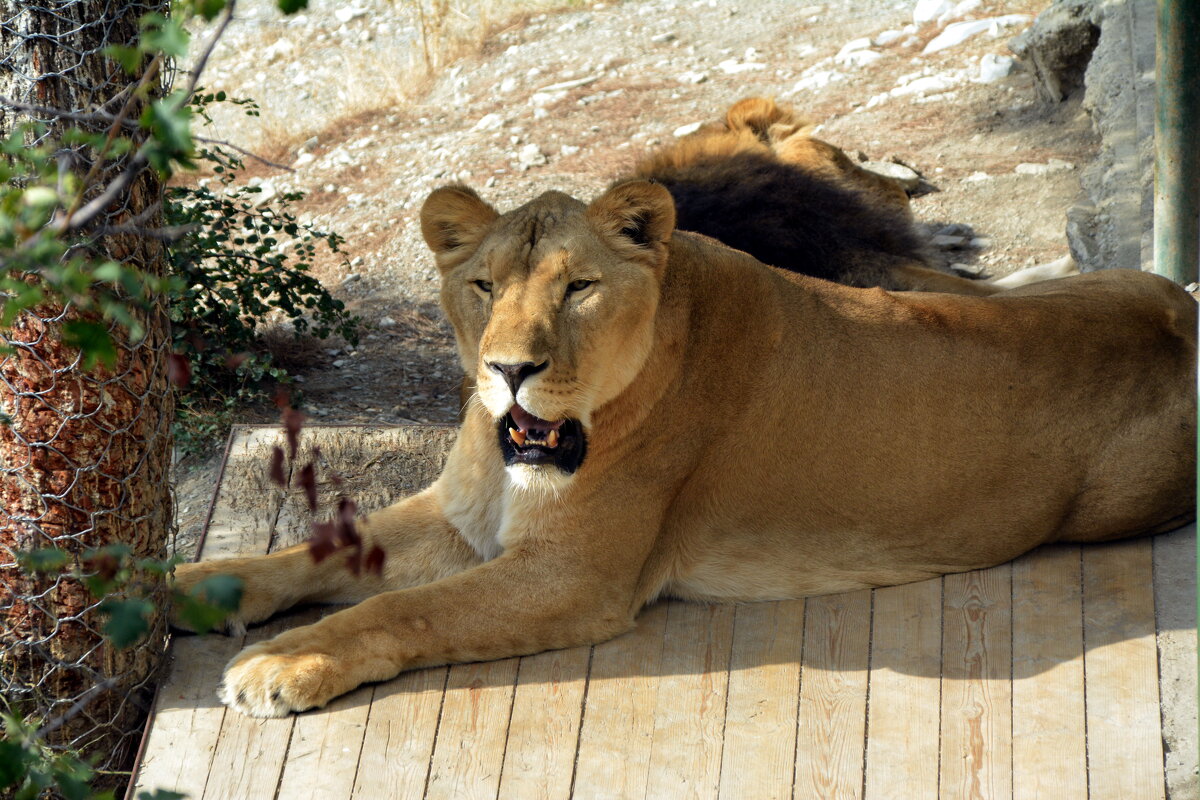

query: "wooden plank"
left=939, top=566, right=1012, bottom=800
left=718, top=599, right=805, bottom=800
left=643, top=602, right=736, bottom=800
left=864, top=578, right=943, bottom=800
left=1083, top=539, right=1165, bottom=800
left=200, top=427, right=287, bottom=560
left=351, top=666, right=449, bottom=800
left=130, top=633, right=241, bottom=798
left=201, top=618, right=302, bottom=800
left=1011, top=545, right=1086, bottom=800
left=1152, top=525, right=1198, bottom=800
left=794, top=590, right=872, bottom=800
left=572, top=601, right=670, bottom=800
left=273, top=675, right=375, bottom=800
left=497, top=645, right=591, bottom=800
left=424, top=657, right=521, bottom=800
left=134, top=427, right=286, bottom=796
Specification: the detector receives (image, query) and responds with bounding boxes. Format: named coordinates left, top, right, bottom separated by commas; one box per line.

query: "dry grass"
left=251, top=0, right=592, bottom=162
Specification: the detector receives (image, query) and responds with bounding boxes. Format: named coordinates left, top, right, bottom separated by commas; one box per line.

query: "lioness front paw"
left=220, top=632, right=350, bottom=717
left=171, top=560, right=278, bottom=636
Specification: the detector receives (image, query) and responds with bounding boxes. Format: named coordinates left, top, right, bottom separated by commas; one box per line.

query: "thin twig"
left=0, top=98, right=294, bottom=171
left=35, top=677, right=118, bottom=739
left=194, top=135, right=294, bottom=171
left=181, top=0, right=237, bottom=102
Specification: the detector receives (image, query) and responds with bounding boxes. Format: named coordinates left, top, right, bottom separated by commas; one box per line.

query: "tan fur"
left=175, top=182, right=1196, bottom=718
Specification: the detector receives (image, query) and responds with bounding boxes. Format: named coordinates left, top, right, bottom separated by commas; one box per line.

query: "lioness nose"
left=488, top=360, right=548, bottom=396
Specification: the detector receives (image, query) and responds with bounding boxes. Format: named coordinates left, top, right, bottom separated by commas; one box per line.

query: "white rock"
left=874, top=30, right=904, bottom=46
left=963, top=171, right=992, bottom=181
left=890, top=74, right=958, bottom=96
left=913, top=0, right=952, bottom=24
left=673, top=121, right=703, bottom=137
left=678, top=70, right=709, bottom=84
left=517, top=144, right=547, bottom=167
left=947, top=0, right=982, bottom=19
left=537, top=74, right=603, bottom=93
left=978, top=53, right=1015, bottom=82
left=334, top=6, right=366, bottom=23
left=561, top=144, right=581, bottom=156
left=718, top=59, right=767, bottom=74
left=293, top=152, right=315, bottom=168
left=861, top=161, right=921, bottom=189
left=651, top=32, right=677, bottom=43
left=473, top=113, right=505, bottom=131
left=923, top=15, right=1031, bottom=53
left=951, top=261, right=985, bottom=276
left=379, top=316, right=397, bottom=328
left=839, top=50, right=884, bottom=68
left=499, top=77, right=518, bottom=93
left=530, top=90, right=566, bottom=108
left=1015, top=160, right=1074, bottom=175
left=263, top=38, right=294, bottom=63
left=836, top=37, right=873, bottom=59
left=791, top=69, right=846, bottom=92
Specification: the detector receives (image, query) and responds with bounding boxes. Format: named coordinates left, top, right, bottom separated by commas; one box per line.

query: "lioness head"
left=420, top=180, right=676, bottom=476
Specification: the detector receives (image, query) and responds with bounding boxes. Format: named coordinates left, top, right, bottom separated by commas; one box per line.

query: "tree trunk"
left=0, top=0, right=173, bottom=787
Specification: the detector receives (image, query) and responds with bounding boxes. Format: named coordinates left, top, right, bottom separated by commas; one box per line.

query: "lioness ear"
left=420, top=185, right=499, bottom=259
left=587, top=180, right=676, bottom=253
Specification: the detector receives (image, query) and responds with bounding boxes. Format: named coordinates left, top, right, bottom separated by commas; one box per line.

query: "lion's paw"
left=219, top=637, right=346, bottom=717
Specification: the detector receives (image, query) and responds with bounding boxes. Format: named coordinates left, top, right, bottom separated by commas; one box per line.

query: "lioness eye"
left=472, top=279, right=493, bottom=293
left=567, top=279, right=594, bottom=293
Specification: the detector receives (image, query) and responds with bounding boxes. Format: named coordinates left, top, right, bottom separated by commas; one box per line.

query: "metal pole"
left=1154, top=0, right=1200, bottom=285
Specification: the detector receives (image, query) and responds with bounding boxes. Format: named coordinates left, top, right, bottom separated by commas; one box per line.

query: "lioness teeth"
left=509, top=427, right=526, bottom=446
left=547, top=429, right=559, bottom=448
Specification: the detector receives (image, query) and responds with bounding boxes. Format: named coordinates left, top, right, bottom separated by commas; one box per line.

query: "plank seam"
left=1008, top=561, right=1015, bottom=795
left=269, top=712, right=299, bottom=800
left=1150, top=535, right=1171, bottom=800
left=566, top=644, right=595, bottom=800
left=420, top=665, right=452, bottom=800
left=789, top=599, right=809, bottom=800
left=1079, top=546, right=1092, bottom=800
left=713, top=603, right=739, bottom=796
left=640, top=602, right=674, bottom=798
left=935, top=576, right=945, bottom=800
left=493, top=656, right=524, bottom=800
left=858, top=589, right=876, bottom=800
left=347, top=685, right=377, bottom=797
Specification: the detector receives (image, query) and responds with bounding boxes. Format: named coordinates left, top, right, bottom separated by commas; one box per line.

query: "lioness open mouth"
left=497, top=403, right=587, bottom=474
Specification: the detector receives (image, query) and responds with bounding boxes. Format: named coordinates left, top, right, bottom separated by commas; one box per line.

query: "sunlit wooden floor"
left=132, top=426, right=1197, bottom=800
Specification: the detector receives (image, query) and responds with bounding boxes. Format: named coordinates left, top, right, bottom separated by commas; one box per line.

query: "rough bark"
left=0, top=0, right=173, bottom=785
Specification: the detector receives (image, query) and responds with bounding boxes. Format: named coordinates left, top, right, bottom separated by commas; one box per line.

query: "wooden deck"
left=132, top=425, right=1197, bottom=800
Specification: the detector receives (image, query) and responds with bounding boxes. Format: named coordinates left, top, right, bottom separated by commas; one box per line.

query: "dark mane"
left=638, top=150, right=930, bottom=285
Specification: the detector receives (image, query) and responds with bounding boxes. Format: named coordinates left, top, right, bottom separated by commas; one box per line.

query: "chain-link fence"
left=0, top=0, right=175, bottom=788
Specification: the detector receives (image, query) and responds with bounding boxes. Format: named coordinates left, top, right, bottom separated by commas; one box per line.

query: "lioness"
left=633, top=97, right=1075, bottom=295
left=175, top=180, right=1196, bottom=718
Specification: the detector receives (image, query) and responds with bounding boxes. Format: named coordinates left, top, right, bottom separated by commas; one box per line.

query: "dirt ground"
left=172, top=0, right=1096, bottom=554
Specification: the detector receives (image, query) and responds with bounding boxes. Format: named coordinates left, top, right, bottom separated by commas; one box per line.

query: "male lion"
left=175, top=180, right=1196, bottom=718
left=632, top=96, right=1074, bottom=295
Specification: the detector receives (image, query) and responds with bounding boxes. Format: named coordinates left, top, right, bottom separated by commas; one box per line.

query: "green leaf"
left=141, top=15, right=190, bottom=58
left=277, top=0, right=308, bottom=13
left=104, top=43, right=143, bottom=74
left=195, top=0, right=227, bottom=20
left=16, top=548, right=69, bottom=574
left=137, top=790, right=187, bottom=800
left=0, top=739, right=27, bottom=788
left=98, top=598, right=155, bottom=648
left=175, top=573, right=242, bottom=634
left=61, top=321, right=117, bottom=370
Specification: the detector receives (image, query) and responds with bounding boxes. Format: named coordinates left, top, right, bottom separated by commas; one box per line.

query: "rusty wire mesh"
left=0, top=0, right=175, bottom=786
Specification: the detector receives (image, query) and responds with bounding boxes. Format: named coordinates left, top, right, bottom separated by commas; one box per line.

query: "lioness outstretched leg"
left=218, top=547, right=637, bottom=717
left=173, top=490, right=482, bottom=633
